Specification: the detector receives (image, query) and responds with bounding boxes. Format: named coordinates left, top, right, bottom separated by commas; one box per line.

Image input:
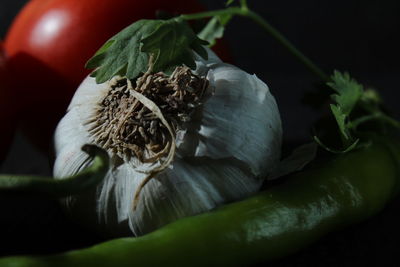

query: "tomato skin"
left=4, top=0, right=227, bottom=151
left=5, top=0, right=207, bottom=90
left=0, top=42, right=17, bottom=163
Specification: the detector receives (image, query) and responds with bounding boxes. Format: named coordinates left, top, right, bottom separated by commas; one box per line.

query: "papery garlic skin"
left=53, top=50, right=282, bottom=237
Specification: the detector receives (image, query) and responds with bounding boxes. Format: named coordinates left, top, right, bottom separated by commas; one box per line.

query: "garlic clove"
left=127, top=156, right=261, bottom=236
left=54, top=107, right=94, bottom=155
left=193, top=63, right=282, bottom=178
left=67, top=75, right=115, bottom=111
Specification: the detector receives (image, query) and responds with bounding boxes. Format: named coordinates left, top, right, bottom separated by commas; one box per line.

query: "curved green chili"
left=0, top=136, right=398, bottom=266
left=0, top=145, right=109, bottom=197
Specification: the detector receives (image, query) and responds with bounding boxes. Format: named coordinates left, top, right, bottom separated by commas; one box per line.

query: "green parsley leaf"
left=141, top=17, right=208, bottom=74
left=328, top=71, right=362, bottom=144
left=86, top=20, right=163, bottom=84
left=314, top=71, right=399, bottom=153
left=198, top=14, right=232, bottom=47
left=330, top=104, right=351, bottom=140
left=86, top=18, right=208, bottom=83
left=328, top=71, right=363, bottom=117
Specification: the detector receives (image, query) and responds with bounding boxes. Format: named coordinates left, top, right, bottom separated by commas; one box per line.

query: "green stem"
left=181, top=7, right=241, bottom=20
left=349, top=113, right=400, bottom=130
left=240, top=0, right=248, bottom=9
left=0, top=145, right=109, bottom=197
left=181, top=6, right=329, bottom=82
left=244, top=10, right=330, bottom=82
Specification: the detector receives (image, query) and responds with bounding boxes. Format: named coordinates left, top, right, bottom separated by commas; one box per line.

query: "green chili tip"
left=0, top=144, right=110, bottom=198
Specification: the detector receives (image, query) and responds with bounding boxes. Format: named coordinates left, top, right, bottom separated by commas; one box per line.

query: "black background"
left=1, top=0, right=400, bottom=266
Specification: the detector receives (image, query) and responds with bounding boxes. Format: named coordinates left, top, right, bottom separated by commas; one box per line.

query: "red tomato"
left=0, top=42, right=18, bottom=162
left=4, top=0, right=230, bottom=152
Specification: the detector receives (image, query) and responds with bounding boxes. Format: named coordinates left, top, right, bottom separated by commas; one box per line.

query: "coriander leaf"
left=316, top=71, right=399, bottom=153
left=328, top=71, right=363, bottom=116
left=141, top=18, right=208, bottom=74
left=86, top=20, right=163, bottom=83
left=198, top=14, right=232, bottom=47
left=330, top=104, right=350, bottom=140
left=328, top=71, right=362, bottom=144
left=85, top=40, right=115, bottom=68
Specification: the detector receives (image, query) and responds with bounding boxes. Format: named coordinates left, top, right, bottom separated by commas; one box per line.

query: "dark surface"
left=1, top=0, right=399, bottom=266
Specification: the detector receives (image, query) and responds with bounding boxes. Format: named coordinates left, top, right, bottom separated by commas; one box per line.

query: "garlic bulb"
left=53, top=50, right=282, bottom=237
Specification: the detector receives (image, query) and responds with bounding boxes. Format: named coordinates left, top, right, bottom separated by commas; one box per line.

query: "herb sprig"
left=86, top=0, right=328, bottom=84
left=86, top=18, right=208, bottom=83
left=86, top=0, right=399, bottom=153
left=315, top=71, right=400, bottom=153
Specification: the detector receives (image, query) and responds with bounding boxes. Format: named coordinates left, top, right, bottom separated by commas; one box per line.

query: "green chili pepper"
left=0, top=145, right=109, bottom=197
left=0, top=136, right=399, bottom=267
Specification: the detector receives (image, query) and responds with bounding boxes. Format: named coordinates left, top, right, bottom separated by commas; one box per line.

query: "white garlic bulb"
left=53, top=50, right=282, bottom=237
